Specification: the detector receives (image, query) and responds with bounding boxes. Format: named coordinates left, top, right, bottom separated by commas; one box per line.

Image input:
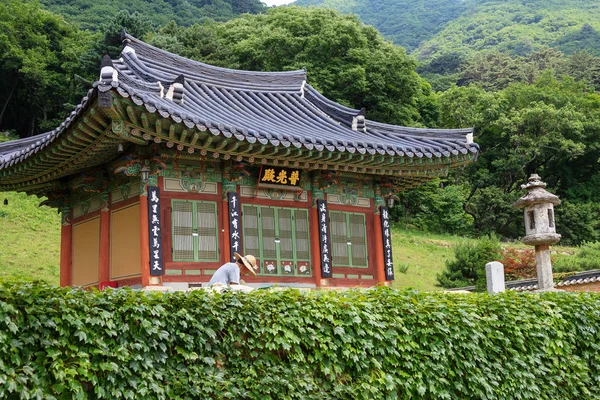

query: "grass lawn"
left=390, top=226, right=476, bottom=291
left=0, top=191, right=60, bottom=285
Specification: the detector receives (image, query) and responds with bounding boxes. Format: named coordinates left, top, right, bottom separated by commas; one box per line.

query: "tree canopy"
left=40, top=0, right=266, bottom=31
left=0, top=0, right=93, bottom=137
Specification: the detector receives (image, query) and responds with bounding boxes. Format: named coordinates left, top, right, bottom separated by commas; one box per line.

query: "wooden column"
left=140, top=190, right=150, bottom=287
left=98, top=193, right=111, bottom=286
left=309, top=193, right=324, bottom=287
left=373, top=207, right=386, bottom=284
left=59, top=209, right=73, bottom=287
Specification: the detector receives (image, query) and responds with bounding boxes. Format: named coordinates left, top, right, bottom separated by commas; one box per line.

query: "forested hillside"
left=293, top=0, right=470, bottom=52
left=292, top=0, right=600, bottom=59
left=40, top=0, right=266, bottom=30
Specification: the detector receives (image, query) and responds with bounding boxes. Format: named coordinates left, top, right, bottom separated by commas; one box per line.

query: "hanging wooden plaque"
left=317, top=200, right=332, bottom=278
left=380, top=206, right=395, bottom=281
left=148, top=186, right=164, bottom=276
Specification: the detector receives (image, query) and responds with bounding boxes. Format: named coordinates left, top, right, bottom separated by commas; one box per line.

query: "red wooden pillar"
left=140, top=191, right=150, bottom=287
left=59, top=209, right=73, bottom=287
left=98, top=195, right=111, bottom=286
left=373, top=207, right=386, bottom=284
left=309, top=193, right=324, bottom=287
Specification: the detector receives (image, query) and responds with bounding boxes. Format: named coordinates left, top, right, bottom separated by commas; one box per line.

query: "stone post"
left=485, top=261, right=505, bottom=294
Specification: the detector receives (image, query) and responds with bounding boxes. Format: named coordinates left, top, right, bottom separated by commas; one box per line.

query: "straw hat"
left=234, top=252, right=257, bottom=276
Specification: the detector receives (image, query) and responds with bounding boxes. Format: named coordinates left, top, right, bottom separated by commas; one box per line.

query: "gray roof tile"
left=0, top=34, right=478, bottom=172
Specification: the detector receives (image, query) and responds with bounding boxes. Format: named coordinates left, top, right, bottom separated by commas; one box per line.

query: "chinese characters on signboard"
left=148, top=186, right=164, bottom=276
left=380, top=206, right=395, bottom=281
left=317, top=200, right=332, bottom=278
left=228, top=192, right=242, bottom=262
left=259, top=166, right=302, bottom=188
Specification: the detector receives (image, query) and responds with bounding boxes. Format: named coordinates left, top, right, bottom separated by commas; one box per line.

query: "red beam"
left=59, top=216, right=73, bottom=287
left=140, top=191, right=150, bottom=287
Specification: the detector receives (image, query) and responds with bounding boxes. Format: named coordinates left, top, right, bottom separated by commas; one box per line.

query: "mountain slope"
left=415, top=0, right=600, bottom=61
left=293, top=0, right=470, bottom=52
left=292, top=0, right=600, bottom=59
left=40, top=0, right=267, bottom=30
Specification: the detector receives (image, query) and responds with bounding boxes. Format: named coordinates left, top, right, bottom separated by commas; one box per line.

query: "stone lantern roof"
left=513, top=174, right=561, bottom=209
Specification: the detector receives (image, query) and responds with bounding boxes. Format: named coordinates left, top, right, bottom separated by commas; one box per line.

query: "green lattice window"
left=242, top=205, right=311, bottom=276
left=329, top=211, right=368, bottom=268
left=172, top=200, right=219, bottom=262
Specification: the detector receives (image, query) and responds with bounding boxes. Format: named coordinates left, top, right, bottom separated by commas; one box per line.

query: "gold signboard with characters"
left=259, top=166, right=302, bottom=189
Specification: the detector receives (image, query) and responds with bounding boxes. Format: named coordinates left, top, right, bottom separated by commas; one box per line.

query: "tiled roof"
left=0, top=89, right=96, bottom=170
left=507, top=270, right=600, bottom=292
left=0, top=34, right=478, bottom=175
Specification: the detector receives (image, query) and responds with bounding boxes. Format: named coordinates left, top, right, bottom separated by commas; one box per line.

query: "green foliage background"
left=1, top=283, right=600, bottom=399
left=40, top=0, right=266, bottom=30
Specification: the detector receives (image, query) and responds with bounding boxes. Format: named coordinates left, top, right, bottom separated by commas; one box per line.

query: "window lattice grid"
left=261, top=208, right=277, bottom=259
left=294, top=209, right=310, bottom=261
left=349, top=213, right=367, bottom=267
left=196, top=202, right=218, bottom=261
left=279, top=209, right=293, bottom=260
left=330, top=212, right=349, bottom=265
left=172, top=201, right=194, bottom=261
left=242, top=205, right=260, bottom=256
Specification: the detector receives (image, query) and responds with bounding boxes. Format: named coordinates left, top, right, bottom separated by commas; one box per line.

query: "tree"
left=0, top=0, right=93, bottom=137
left=438, top=72, right=600, bottom=243
left=436, top=235, right=501, bottom=290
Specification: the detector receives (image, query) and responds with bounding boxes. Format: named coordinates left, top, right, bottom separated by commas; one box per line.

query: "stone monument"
left=513, top=174, right=561, bottom=291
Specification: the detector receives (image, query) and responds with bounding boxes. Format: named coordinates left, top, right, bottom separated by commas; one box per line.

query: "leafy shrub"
left=554, top=241, right=600, bottom=273
left=393, top=180, right=474, bottom=236
left=0, top=283, right=599, bottom=399
left=500, top=247, right=536, bottom=280
left=437, top=235, right=501, bottom=290
left=555, top=200, right=600, bottom=246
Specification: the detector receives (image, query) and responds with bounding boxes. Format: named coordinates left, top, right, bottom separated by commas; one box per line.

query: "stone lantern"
left=513, top=174, right=561, bottom=291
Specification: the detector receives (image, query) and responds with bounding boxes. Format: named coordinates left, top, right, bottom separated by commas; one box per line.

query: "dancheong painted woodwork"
left=0, top=34, right=479, bottom=289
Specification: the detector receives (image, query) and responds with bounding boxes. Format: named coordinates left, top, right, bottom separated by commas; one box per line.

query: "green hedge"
left=1, top=284, right=599, bottom=399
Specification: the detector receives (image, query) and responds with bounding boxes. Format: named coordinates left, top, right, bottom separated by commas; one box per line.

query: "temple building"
left=0, top=35, right=478, bottom=290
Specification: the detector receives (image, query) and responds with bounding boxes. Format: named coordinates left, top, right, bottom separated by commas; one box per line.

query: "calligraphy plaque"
left=258, top=166, right=302, bottom=189
left=228, top=191, right=242, bottom=262
left=147, top=186, right=164, bottom=276
left=316, top=200, right=332, bottom=278
left=380, top=206, right=395, bottom=281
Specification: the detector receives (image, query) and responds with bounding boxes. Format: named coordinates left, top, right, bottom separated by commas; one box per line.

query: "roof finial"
left=99, top=54, right=118, bottom=84
left=352, top=108, right=367, bottom=132
left=165, top=75, right=185, bottom=104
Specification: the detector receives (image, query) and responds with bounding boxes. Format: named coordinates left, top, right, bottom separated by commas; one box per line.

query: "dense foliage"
left=415, top=0, right=600, bottom=62
left=293, top=0, right=469, bottom=52
left=0, top=0, right=93, bottom=136
left=436, top=235, right=501, bottom=290
left=437, top=74, right=600, bottom=244
left=291, top=0, right=600, bottom=60
left=1, top=283, right=600, bottom=399
left=40, top=0, right=266, bottom=31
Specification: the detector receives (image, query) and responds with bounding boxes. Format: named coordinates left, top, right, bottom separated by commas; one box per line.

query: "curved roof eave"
left=1, top=35, right=480, bottom=177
